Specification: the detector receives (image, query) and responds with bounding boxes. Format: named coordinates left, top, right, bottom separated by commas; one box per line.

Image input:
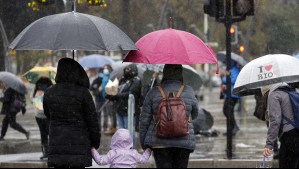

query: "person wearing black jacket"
left=106, top=64, right=141, bottom=129
left=43, top=58, right=100, bottom=168
left=32, top=77, right=53, bottom=160
left=0, top=83, right=29, bottom=140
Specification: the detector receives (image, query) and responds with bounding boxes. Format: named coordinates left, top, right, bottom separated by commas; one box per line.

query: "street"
left=0, top=86, right=273, bottom=168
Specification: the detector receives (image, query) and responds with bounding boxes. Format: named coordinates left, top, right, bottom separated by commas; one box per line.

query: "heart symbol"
left=265, top=65, right=272, bottom=71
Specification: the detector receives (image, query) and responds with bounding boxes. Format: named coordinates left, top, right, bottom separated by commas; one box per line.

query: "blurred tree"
left=262, top=5, right=299, bottom=55
left=0, top=0, right=4, bottom=71
left=1, top=0, right=298, bottom=73
left=0, top=0, right=64, bottom=74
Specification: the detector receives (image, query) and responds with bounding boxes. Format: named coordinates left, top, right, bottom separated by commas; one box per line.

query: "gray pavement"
left=0, top=87, right=277, bottom=168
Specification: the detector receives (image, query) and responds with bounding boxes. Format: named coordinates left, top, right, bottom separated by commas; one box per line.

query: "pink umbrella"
left=124, top=28, right=218, bottom=66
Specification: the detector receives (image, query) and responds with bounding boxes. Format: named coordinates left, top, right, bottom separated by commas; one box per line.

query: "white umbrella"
left=233, top=54, right=299, bottom=96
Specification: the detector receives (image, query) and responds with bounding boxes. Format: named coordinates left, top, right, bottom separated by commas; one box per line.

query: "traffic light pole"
left=225, top=0, right=233, bottom=160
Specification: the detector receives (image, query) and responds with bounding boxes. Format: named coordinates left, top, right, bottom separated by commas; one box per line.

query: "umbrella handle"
left=150, top=77, right=156, bottom=89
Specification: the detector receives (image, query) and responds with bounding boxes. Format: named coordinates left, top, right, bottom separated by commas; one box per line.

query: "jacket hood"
left=55, top=58, right=90, bottom=88
left=110, top=129, right=133, bottom=150
left=127, top=64, right=138, bottom=76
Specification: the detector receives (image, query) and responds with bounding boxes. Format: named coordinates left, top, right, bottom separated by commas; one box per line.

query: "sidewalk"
left=0, top=154, right=278, bottom=168
left=0, top=87, right=276, bottom=168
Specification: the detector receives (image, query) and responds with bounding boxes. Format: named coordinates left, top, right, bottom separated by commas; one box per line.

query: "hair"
left=162, top=64, right=183, bottom=83
left=33, top=77, right=53, bottom=97
left=104, top=64, right=113, bottom=72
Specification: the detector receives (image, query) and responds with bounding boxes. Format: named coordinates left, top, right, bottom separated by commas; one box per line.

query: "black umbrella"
left=0, top=72, right=27, bottom=94
left=110, top=62, right=145, bottom=81
left=9, top=12, right=137, bottom=57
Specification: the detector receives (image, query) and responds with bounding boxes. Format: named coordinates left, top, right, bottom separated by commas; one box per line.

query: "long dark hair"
left=33, top=77, right=53, bottom=97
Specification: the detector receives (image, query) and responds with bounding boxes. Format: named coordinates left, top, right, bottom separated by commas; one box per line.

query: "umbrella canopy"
left=123, top=28, right=218, bottom=65
left=217, top=51, right=248, bottom=66
left=78, top=54, right=115, bottom=69
left=142, top=64, right=203, bottom=91
left=0, top=72, right=27, bottom=94
left=23, top=66, right=57, bottom=84
left=9, top=12, right=137, bottom=52
left=110, top=62, right=146, bottom=81
left=233, top=54, right=299, bottom=96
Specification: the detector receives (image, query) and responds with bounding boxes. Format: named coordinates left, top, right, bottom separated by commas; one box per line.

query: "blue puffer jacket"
left=140, top=80, right=199, bottom=151
left=222, top=66, right=241, bottom=99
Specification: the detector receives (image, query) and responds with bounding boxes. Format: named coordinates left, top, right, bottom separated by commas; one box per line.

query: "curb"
left=0, top=159, right=279, bottom=168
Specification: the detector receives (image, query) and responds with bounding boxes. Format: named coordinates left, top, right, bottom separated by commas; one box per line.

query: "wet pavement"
left=0, top=87, right=272, bottom=167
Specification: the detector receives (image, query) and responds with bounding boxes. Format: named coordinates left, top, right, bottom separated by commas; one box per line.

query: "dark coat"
left=106, top=64, right=141, bottom=116
left=110, top=77, right=141, bottom=116
left=140, top=80, right=199, bottom=151
left=0, top=88, right=26, bottom=115
left=43, top=58, right=100, bottom=168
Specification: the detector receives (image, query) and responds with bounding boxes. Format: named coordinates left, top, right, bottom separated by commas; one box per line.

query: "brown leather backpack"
left=154, top=85, right=189, bottom=138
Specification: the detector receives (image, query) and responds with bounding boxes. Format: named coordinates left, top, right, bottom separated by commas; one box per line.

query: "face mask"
left=157, top=75, right=163, bottom=81
left=98, top=73, right=104, bottom=78
left=103, top=69, right=110, bottom=75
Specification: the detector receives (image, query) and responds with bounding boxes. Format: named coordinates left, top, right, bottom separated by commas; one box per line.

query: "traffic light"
left=230, top=25, right=238, bottom=45
left=239, top=44, right=245, bottom=53
left=204, top=0, right=224, bottom=19
left=233, top=0, right=254, bottom=17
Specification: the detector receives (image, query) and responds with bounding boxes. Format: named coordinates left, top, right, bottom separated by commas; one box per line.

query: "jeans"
left=117, top=113, right=137, bottom=129
left=116, top=113, right=136, bottom=147
left=153, top=148, right=192, bottom=168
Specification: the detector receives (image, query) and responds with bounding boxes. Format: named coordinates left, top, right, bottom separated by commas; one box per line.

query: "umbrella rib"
left=150, top=32, right=166, bottom=64
left=174, top=30, right=191, bottom=64
left=82, top=14, right=108, bottom=51
left=53, top=14, right=68, bottom=50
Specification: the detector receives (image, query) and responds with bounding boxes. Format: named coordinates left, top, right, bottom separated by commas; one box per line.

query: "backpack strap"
left=176, top=85, right=185, bottom=97
left=278, top=87, right=299, bottom=129
left=157, top=86, right=166, bottom=98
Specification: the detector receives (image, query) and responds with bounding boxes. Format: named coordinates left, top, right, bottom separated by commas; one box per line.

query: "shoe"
left=40, top=154, right=48, bottom=160
left=40, top=145, right=49, bottom=160
left=40, top=155, right=48, bottom=160
left=25, top=131, right=30, bottom=140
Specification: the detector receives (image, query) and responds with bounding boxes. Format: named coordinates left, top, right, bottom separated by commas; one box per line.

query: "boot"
left=40, top=145, right=48, bottom=160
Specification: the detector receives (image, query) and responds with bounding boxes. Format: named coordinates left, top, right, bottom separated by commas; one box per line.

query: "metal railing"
left=128, top=94, right=135, bottom=148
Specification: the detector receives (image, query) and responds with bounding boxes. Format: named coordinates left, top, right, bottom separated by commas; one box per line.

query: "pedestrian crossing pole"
left=204, top=0, right=255, bottom=160
left=225, top=0, right=233, bottom=160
